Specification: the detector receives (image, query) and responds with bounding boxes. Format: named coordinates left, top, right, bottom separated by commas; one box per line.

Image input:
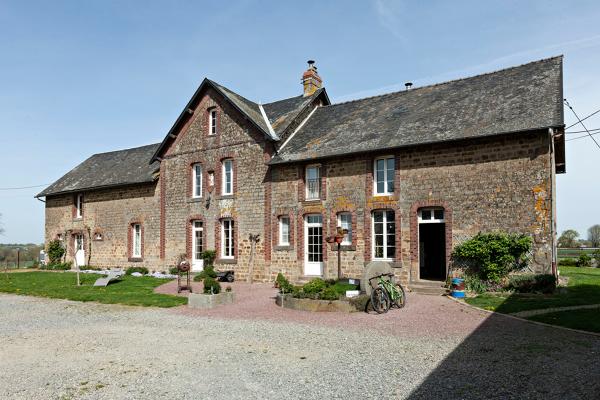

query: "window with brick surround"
left=192, top=163, right=202, bottom=198
left=209, top=108, right=217, bottom=135
left=374, top=156, right=395, bottom=195
left=337, top=212, right=352, bottom=245
left=418, top=208, right=445, bottom=223
left=75, top=193, right=83, bottom=219
left=305, top=165, right=321, bottom=200
left=132, top=224, right=142, bottom=258
left=279, top=216, right=290, bottom=245
left=222, top=159, right=233, bottom=195
left=372, top=210, right=395, bottom=260
left=221, top=219, right=234, bottom=259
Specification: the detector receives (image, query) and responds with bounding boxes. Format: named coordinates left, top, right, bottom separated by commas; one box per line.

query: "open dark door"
left=419, top=223, right=446, bottom=280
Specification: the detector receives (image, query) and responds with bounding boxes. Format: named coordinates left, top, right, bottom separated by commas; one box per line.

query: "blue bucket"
left=451, top=278, right=465, bottom=298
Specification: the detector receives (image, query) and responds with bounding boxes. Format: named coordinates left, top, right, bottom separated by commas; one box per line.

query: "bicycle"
left=369, top=273, right=406, bottom=314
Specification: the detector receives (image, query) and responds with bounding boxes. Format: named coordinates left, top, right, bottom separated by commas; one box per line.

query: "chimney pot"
left=302, top=60, right=322, bottom=97
left=405, top=82, right=413, bottom=90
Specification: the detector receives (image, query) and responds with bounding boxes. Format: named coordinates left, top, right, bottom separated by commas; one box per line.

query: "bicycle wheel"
left=370, top=287, right=390, bottom=314
left=394, top=284, right=407, bottom=308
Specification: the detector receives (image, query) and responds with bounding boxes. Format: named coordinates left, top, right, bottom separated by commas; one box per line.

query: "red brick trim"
left=321, top=164, right=327, bottom=200
left=127, top=219, right=144, bottom=261
left=186, top=215, right=204, bottom=260
left=215, top=216, right=238, bottom=263
left=364, top=202, right=401, bottom=263
left=296, top=209, right=327, bottom=263
left=409, top=200, right=453, bottom=272
left=159, top=163, right=166, bottom=259
left=329, top=209, right=357, bottom=250
left=188, top=159, right=204, bottom=199
left=297, top=165, right=305, bottom=202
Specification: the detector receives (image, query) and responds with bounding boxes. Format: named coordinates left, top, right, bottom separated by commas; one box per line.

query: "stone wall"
left=160, top=86, right=272, bottom=280
left=268, top=130, right=554, bottom=284
left=44, top=182, right=161, bottom=268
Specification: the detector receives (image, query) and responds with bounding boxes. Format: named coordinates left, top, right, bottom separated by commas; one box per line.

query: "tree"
left=588, top=225, right=600, bottom=248
left=558, top=229, right=579, bottom=248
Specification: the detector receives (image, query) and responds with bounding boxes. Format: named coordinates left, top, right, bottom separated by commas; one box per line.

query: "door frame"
left=74, top=233, right=85, bottom=267
left=417, top=207, right=446, bottom=280
left=304, top=214, right=323, bottom=276
left=191, top=220, right=204, bottom=271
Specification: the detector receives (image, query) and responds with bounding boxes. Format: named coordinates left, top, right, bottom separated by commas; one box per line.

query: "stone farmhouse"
left=37, top=57, right=566, bottom=285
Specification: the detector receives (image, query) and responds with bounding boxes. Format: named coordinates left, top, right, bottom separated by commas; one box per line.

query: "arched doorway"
left=418, top=208, right=446, bottom=280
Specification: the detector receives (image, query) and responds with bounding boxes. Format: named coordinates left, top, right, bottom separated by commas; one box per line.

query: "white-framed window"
left=209, top=109, right=217, bottom=135
left=279, top=216, right=290, bottom=245
left=337, top=212, right=352, bottom=245
left=221, top=219, right=234, bottom=259
left=372, top=210, right=395, bottom=260
left=222, top=159, right=233, bottom=195
left=132, top=224, right=142, bottom=258
left=418, top=208, right=445, bottom=223
left=192, top=220, right=203, bottom=263
left=305, top=165, right=321, bottom=200
left=75, top=193, right=83, bottom=218
left=374, top=156, right=395, bottom=195
left=192, top=163, right=202, bottom=198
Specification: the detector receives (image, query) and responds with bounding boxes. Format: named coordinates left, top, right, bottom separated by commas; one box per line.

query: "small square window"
left=434, top=209, right=444, bottom=220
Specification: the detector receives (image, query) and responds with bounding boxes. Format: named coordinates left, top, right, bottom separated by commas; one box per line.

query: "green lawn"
left=528, top=308, right=600, bottom=333
left=0, top=271, right=186, bottom=307
left=465, top=267, right=600, bottom=314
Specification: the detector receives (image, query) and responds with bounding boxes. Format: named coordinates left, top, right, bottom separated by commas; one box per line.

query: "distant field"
left=0, top=260, right=35, bottom=269
left=557, top=247, right=598, bottom=259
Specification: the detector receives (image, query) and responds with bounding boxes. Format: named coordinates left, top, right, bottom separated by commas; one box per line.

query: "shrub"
left=46, top=240, right=65, bottom=264
left=464, top=274, right=488, bottom=294
left=276, top=273, right=294, bottom=293
left=302, top=278, right=327, bottom=294
left=331, top=281, right=359, bottom=296
left=126, top=266, right=149, bottom=275
left=41, top=262, right=72, bottom=271
left=194, top=265, right=217, bottom=282
left=558, top=258, right=577, bottom=267
left=203, top=276, right=221, bottom=294
left=318, top=286, right=340, bottom=301
left=168, top=266, right=179, bottom=275
left=82, top=265, right=102, bottom=271
left=349, top=294, right=371, bottom=312
left=201, top=250, right=217, bottom=267
left=593, top=249, right=600, bottom=267
left=576, top=253, right=592, bottom=268
left=451, top=232, right=532, bottom=282
left=507, top=274, right=556, bottom=294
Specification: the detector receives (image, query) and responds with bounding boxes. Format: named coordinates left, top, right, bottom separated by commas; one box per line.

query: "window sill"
left=188, top=197, right=204, bottom=203
left=218, top=195, right=235, bottom=200
left=275, top=245, right=294, bottom=251
left=72, top=217, right=83, bottom=222
left=216, top=258, right=237, bottom=264
left=128, top=257, right=143, bottom=263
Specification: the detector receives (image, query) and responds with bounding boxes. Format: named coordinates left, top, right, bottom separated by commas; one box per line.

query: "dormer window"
left=209, top=108, right=217, bottom=135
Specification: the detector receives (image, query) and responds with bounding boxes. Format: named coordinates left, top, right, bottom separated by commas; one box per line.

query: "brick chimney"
left=302, top=60, right=322, bottom=97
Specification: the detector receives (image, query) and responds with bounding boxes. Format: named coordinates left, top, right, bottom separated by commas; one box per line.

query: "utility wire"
left=565, top=127, right=600, bottom=134
left=564, top=98, right=600, bottom=150
left=566, top=130, right=600, bottom=141
left=0, top=183, right=50, bottom=191
left=565, top=108, right=600, bottom=130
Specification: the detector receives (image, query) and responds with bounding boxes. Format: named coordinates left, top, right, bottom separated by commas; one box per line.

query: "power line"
left=565, top=127, right=600, bottom=134
left=566, top=130, right=600, bottom=141
left=0, top=183, right=50, bottom=191
left=564, top=98, right=600, bottom=150
left=565, top=107, right=600, bottom=130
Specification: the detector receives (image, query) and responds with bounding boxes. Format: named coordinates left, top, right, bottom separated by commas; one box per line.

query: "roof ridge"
left=329, top=55, right=564, bottom=108
left=90, top=142, right=161, bottom=157
left=207, top=78, right=260, bottom=107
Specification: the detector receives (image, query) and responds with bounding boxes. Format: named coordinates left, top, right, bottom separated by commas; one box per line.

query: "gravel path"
left=1, top=293, right=599, bottom=399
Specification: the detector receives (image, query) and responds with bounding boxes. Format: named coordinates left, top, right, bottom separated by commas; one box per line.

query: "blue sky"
left=1, top=0, right=599, bottom=243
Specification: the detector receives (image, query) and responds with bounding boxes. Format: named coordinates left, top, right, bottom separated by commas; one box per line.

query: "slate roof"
left=270, top=56, right=564, bottom=164
left=263, top=89, right=327, bottom=136
left=37, top=143, right=160, bottom=197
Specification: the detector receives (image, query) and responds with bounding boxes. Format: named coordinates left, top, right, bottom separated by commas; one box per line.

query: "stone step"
left=409, top=281, right=448, bottom=296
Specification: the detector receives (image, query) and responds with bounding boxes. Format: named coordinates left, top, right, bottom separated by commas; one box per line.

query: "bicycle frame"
left=377, top=276, right=402, bottom=302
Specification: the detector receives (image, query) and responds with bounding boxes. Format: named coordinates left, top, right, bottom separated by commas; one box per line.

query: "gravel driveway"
left=1, top=293, right=599, bottom=400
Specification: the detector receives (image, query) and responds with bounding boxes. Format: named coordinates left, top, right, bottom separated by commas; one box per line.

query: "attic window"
left=209, top=108, right=217, bottom=135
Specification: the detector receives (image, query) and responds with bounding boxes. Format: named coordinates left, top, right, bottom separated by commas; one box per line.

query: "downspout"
left=549, top=128, right=558, bottom=277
